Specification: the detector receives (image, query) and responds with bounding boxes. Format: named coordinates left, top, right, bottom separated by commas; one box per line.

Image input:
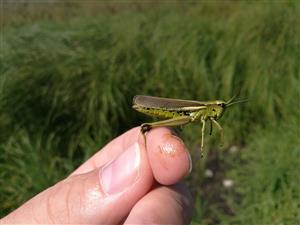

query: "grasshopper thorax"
left=206, top=100, right=226, bottom=120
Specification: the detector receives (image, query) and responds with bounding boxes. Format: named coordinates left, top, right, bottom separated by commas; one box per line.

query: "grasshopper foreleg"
left=200, top=117, right=206, bottom=158
left=211, top=118, right=224, bottom=146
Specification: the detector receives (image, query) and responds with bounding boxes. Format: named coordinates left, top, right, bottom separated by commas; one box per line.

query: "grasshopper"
left=132, top=95, right=246, bottom=157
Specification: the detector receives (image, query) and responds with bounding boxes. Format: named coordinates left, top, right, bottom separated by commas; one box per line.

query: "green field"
left=1, top=1, right=300, bottom=224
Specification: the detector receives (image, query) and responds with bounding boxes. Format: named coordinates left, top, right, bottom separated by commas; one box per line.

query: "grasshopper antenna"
left=226, top=98, right=249, bottom=107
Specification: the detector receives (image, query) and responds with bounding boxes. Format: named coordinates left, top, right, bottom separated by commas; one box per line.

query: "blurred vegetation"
left=1, top=1, right=299, bottom=224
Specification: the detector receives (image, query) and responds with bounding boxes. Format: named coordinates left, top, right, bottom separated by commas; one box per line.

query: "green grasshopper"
left=132, top=95, right=246, bottom=157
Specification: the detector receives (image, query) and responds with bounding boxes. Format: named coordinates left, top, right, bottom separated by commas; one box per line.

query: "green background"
left=1, top=1, right=299, bottom=224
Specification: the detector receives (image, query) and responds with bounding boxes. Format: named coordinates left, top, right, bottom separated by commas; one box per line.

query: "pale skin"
left=1, top=127, right=193, bottom=225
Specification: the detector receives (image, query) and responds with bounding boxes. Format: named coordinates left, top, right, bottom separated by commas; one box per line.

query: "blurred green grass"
left=1, top=1, right=299, bottom=224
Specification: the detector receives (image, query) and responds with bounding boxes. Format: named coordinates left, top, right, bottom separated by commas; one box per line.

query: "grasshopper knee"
left=141, top=124, right=152, bottom=133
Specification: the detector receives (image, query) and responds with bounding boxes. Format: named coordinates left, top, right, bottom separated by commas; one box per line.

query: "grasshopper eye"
left=218, top=103, right=225, bottom=107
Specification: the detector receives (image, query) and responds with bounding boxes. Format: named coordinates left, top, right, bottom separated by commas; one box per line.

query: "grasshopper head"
left=208, top=95, right=248, bottom=120
left=208, top=100, right=226, bottom=120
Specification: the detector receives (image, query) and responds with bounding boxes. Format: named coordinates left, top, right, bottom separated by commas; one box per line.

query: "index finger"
left=146, top=127, right=192, bottom=185
left=71, top=127, right=192, bottom=186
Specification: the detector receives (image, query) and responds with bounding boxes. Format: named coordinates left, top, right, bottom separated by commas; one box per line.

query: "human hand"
left=1, top=127, right=193, bottom=224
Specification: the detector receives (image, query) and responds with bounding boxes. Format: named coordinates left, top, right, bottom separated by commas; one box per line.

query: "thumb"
left=2, top=142, right=153, bottom=224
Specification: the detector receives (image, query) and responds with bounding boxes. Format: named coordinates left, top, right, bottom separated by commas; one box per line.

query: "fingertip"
left=144, top=127, right=192, bottom=185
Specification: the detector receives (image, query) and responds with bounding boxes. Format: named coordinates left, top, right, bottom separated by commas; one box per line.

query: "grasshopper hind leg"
left=139, top=117, right=191, bottom=154
left=139, top=116, right=191, bottom=143
left=141, top=123, right=152, bottom=134
left=140, top=123, right=153, bottom=147
left=140, top=116, right=191, bottom=133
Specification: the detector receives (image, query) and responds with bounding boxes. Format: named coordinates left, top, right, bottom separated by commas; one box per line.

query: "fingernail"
left=100, top=143, right=141, bottom=195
